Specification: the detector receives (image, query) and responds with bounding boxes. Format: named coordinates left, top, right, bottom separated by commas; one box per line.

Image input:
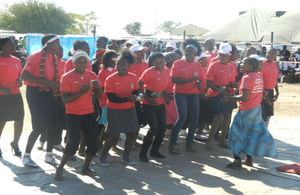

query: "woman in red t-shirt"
left=55, top=50, right=102, bottom=180
left=0, top=38, right=24, bottom=158
left=205, top=43, right=236, bottom=149
left=138, top=52, right=170, bottom=162
left=169, top=44, right=204, bottom=154
left=99, top=50, right=140, bottom=166
left=21, top=34, right=61, bottom=168
left=223, top=57, right=277, bottom=168
left=97, top=50, right=118, bottom=149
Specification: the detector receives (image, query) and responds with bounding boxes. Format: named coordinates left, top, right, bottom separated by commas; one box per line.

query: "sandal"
left=23, top=155, right=39, bottom=168
left=227, top=159, right=242, bottom=168
left=10, top=142, right=22, bottom=156
left=81, top=168, right=97, bottom=177
left=54, top=167, right=64, bottom=181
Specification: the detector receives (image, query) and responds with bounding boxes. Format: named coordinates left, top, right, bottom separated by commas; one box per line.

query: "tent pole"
left=271, top=32, right=274, bottom=48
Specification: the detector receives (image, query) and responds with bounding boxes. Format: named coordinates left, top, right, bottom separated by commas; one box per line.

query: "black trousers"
left=64, top=113, right=99, bottom=156
left=25, top=86, right=58, bottom=153
left=142, top=104, right=166, bottom=153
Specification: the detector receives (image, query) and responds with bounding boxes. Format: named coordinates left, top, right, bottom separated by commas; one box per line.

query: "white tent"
left=261, top=11, right=300, bottom=44
left=199, top=9, right=276, bottom=42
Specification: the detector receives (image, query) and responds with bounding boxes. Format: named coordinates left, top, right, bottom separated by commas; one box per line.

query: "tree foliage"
left=124, top=22, right=141, bottom=36
left=66, top=12, right=99, bottom=35
left=159, top=21, right=181, bottom=34
left=0, top=0, right=74, bottom=34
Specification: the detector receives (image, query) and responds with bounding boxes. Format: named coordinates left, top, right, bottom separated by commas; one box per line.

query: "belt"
left=145, top=89, right=163, bottom=98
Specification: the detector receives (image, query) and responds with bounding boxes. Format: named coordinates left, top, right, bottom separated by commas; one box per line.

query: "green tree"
left=124, top=22, right=141, bottom=36
left=66, top=12, right=99, bottom=35
left=0, top=0, right=74, bottom=34
left=159, top=21, right=181, bottom=34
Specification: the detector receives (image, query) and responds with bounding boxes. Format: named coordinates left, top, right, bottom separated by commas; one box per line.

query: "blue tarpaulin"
left=24, top=34, right=97, bottom=60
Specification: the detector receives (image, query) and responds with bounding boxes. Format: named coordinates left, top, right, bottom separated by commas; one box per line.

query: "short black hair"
left=0, top=37, right=12, bottom=51
left=117, top=49, right=135, bottom=66
left=244, top=57, right=259, bottom=72
left=97, top=36, right=108, bottom=43
left=102, top=50, right=118, bottom=68
left=148, top=52, right=164, bottom=67
left=73, top=40, right=89, bottom=51
left=174, top=49, right=183, bottom=58
left=143, top=41, right=153, bottom=46
left=41, top=34, right=57, bottom=46
left=183, top=39, right=201, bottom=56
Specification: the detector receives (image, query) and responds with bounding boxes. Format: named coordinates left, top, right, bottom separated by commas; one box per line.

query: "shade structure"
left=171, top=24, right=209, bottom=37
left=199, top=9, right=276, bottom=42
left=262, top=11, right=300, bottom=44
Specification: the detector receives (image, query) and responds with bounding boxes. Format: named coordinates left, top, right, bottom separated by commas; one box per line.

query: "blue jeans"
left=170, top=93, right=200, bottom=145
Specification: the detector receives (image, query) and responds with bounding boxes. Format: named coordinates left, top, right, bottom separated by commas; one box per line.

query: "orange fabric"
left=60, top=70, right=98, bottom=115
left=105, top=72, right=138, bottom=110
left=0, top=56, right=22, bottom=95
left=170, top=59, right=204, bottom=94
left=139, top=67, right=170, bottom=105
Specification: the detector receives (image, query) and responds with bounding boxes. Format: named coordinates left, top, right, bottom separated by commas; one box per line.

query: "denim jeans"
left=170, top=93, right=200, bottom=145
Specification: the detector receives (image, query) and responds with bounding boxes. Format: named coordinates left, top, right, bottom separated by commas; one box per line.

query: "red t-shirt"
left=64, top=58, right=92, bottom=73
left=60, top=70, right=98, bottom=115
left=105, top=72, right=138, bottom=110
left=139, top=66, right=170, bottom=105
left=239, top=72, right=264, bottom=111
left=97, top=67, right=116, bottom=107
left=205, top=49, right=218, bottom=62
left=0, top=56, right=22, bottom=95
left=170, top=59, right=204, bottom=94
left=261, top=61, right=278, bottom=90
left=206, top=61, right=236, bottom=97
left=128, top=62, right=148, bottom=79
left=57, top=59, right=66, bottom=80
left=23, top=50, right=58, bottom=86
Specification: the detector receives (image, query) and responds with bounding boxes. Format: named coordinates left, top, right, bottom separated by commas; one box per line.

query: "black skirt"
left=106, top=107, right=139, bottom=133
left=0, top=93, right=24, bottom=122
left=261, top=89, right=274, bottom=120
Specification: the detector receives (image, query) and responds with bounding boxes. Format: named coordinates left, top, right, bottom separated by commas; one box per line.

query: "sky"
left=0, top=0, right=299, bottom=37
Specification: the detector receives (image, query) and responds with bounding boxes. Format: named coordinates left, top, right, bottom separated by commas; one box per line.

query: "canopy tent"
left=261, top=11, right=300, bottom=44
left=199, top=9, right=276, bottom=42
left=171, top=24, right=209, bottom=37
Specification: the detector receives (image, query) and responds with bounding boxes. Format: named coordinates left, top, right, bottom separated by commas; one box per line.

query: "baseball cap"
left=166, top=42, right=177, bottom=50
left=125, top=39, right=138, bottom=45
left=218, top=43, right=232, bottom=55
left=129, top=44, right=146, bottom=52
left=249, top=54, right=266, bottom=61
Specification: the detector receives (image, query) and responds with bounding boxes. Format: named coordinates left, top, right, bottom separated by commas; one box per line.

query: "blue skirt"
left=99, top=105, right=107, bottom=125
left=228, top=106, right=277, bottom=158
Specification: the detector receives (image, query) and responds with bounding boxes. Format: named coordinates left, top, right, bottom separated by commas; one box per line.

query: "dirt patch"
left=275, top=83, right=300, bottom=117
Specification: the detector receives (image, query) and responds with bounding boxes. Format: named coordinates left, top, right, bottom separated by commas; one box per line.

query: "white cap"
left=249, top=54, right=266, bottom=61
left=194, top=53, right=211, bottom=62
left=129, top=44, right=146, bottom=52
left=218, top=43, right=232, bottom=55
left=166, top=42, right=177, bottom=50
left=72, top=50, right=89, bottom=64
left=125, top=39, right=138, bottom=45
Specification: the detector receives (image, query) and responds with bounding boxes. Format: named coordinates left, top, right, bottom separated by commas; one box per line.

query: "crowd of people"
left=0, top=35, right=279, bottom=181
